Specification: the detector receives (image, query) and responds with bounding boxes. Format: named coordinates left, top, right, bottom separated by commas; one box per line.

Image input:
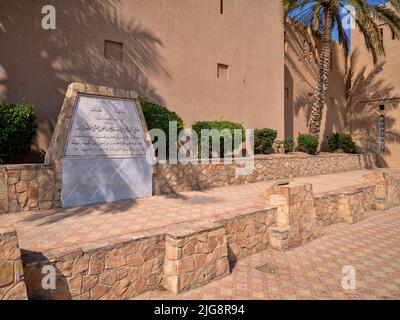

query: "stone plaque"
left=47, top=84, right=153, bottom=208
left=64, top=94, right=147, bottom=158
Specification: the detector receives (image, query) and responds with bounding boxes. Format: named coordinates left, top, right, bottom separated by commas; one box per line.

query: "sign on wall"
left=379, top=114, right=385, bottom=153
left=64, top=95, right=147, bottom=158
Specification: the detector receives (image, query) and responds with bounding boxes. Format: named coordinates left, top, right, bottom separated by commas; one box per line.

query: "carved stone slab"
left=64, top=94, right=147, bottom=158
left=46, top=83, right=153, bottom=208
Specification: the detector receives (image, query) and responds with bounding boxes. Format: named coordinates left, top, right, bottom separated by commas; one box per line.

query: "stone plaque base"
left=62, top=158, right=152, bottom=208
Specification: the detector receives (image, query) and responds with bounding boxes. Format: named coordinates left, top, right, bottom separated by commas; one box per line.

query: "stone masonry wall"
left=220, top=208, right=275, bottom=263
left=0, top=153, right=376, bottom=214
left=153, top=153, right=377, bottom=195
left=163, top=224, right=230, bottom=294
left=314, top=185, right=376, bottom=226
left=0, top=168, right=6, bottom=214
left=265, top=182, right=321, bottom=251
left=363, top=171, right=400, bottom=210
left=23, top=234, right=164, bottom=300
left=20, top=207, right=277, bottom=300
left=336, top=186, right=375, bottom=224
left=0, top=227, right=28, bottom=300
left=0, top=163, right=62, bottom=214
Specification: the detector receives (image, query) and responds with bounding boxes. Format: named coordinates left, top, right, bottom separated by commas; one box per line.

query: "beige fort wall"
left=0, top=0, right=285, bottom=153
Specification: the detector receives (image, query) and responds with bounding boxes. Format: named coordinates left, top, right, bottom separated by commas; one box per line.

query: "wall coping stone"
left=0, top=164, right=54, bottom=170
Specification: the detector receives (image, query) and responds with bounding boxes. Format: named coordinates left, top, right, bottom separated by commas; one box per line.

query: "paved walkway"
left=136, top=208, right=400, bottom=300
left=0, top=169, right=377, bottom=253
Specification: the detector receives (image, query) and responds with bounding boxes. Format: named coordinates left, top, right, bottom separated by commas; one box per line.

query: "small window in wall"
left=285, top=87, right=289, bottom=99
left=217, top=63, right=229, bottom=80
left=380, top=28, right=384, bottom=40
left=220, top=0, right=224, bottom=14
left=104, top=40, right=123, bottom=61
left=379, top=104, right=385, bottom=112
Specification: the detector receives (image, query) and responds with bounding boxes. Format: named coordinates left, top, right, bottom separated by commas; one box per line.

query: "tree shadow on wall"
left=284, top=20, right=346, bottom=148
left=21, top=250, right=72, bottom=300
left=1, top=0, right=171, bottom=151
left=346, top=50, right=400, bottom=167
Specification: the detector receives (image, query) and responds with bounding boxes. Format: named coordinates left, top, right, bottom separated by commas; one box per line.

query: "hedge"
left=0, top=100, right=37, bottom=164
left=191, top=120, right=244, bottom=158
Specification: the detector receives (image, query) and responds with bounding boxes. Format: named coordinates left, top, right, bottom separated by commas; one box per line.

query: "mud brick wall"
left=23, top=234, right=164, bottom=300
left=0, top=227, right=28, bottom=300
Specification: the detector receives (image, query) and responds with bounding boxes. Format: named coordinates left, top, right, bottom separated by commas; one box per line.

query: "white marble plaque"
left=62, top=158, right=152, bottom=208
left=65, top=95, right=147, bottom=158
left=61, top=93, right=152, bottom=208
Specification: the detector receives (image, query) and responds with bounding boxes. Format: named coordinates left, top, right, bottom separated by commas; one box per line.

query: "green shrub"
left=276, top=137, right=295, bottom=154
left=140, top=98, right=184, bottom=157
left=297, top=134, right=319, bottom=155
left=254, top=128, right=277, bottom=154
left=327, top=133, right=359, bottom=154
left=192, top=120, right=244, bottom=158
left=283, top=137, right=295, bottom=153
left=0, top=100, right=37, bottom=164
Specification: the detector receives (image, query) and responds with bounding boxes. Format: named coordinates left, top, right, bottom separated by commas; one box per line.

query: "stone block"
left=21, top=170, right=37, bottom=181
left=88, top=251, right=105, bottom=275
left=0, top=237, right=20, bottom=260
left=105, top=247, right=127, bottom=269
left=0, top=261, right=14, bottom=287
left=2, top=281, right=28, bottom=300
left=72, top=255, right=90, bottom=275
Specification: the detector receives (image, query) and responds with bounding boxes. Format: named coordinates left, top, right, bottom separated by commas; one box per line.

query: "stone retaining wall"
left=0, top=163, right=62, bottom=214
left=315, top=185, right=376, bottom=226
left=163, top=224, right=230, bottom=294
left=265, top=183, right=321, bottom=251
left=0, top=169, right=6, bottom=214
left=0, top=227, right=28, bottom=300
left=23, top=234, right=165, bottom=300
left=221, top=209, right=275, bottom=262
left=363, top=171, right=400, bottom=210
left=153, top=153, right=376, bottom=194
left=0, top=153, right=376, bottom=214
left=20, top=207, right=276, bottom=300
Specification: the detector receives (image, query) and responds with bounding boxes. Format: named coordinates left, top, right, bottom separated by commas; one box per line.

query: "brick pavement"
left=135, top=208, right=400, bottom=300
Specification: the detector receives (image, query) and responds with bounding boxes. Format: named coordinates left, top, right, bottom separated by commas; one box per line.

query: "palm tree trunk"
left=308, top=7, right=333, bottom=137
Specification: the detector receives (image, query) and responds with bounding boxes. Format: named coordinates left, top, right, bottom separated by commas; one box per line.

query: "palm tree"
left=284, top=0, right=400, bottom=138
